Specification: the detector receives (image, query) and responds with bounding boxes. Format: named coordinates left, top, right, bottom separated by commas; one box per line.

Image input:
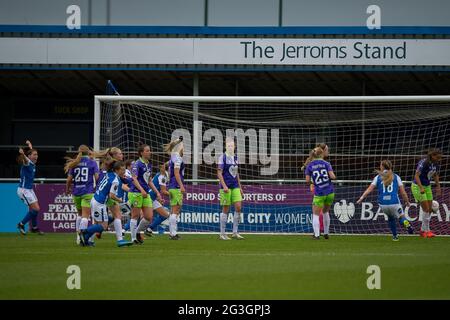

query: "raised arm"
left=18, top=148, right=29, bottom=165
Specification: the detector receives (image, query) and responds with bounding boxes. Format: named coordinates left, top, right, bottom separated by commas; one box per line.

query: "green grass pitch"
left=0, top=233, right=449, bottom=299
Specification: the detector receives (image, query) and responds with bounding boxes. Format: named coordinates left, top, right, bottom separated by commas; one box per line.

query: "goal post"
left=93, top=95, right=450, bottom=235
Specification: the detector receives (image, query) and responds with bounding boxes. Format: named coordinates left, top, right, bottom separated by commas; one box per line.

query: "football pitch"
left=0, top=233, right=449, bottom=300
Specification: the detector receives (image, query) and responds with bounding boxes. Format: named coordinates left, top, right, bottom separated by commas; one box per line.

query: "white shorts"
left=380, top=204, right=404, bottom=219
left=90, top=198, right=109, bottom=222
left=119, top=202, right=131, bottom=215
left=17, top=187, right=38, bottom=206
left=153, top=199, right=163, bottom=210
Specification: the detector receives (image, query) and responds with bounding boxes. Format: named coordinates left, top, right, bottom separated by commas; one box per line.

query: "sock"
left=114, top=219, right=123, bottom=241
left=169, top=214, right=177, bottom=236
left=421, top=212, right=430, bottom=232
left=130, top=219, right=138, bottom=241
left=30, top=210, right=38, bottom=228
left=76, top=216, right=82, bottom=232
left=84, top=224, right=104, bottom=241
left=388, top=216, right=397, bottom=237
left=233, top=212, right=240, bottom=234
left=220, top=213, right=228, bottom=235
left=137, top=218, right=151, bottom=232
left=89, top=234, right=96, bottom=243
left=323, top=212, right=330, bottom=235
left=312, top=214, right=320, bottom=237
left=21, top=210, right=32, bottom=225
left=425, top=212, right=431, bottom=232
left=149, top=214, right=165, bottom=231
left=123, top=221, right=130, bottom=231
left=80, top=217, right=89, bottom=231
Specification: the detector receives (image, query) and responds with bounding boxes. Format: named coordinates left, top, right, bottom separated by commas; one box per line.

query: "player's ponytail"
left=64, top=145, right=90, bottom=173
left=163, top=136, right=183, bottom=155
left=90, top=147, right=111, bottom=159
left=300, top=149, right=315, bottom=172
left=312, top=147, right=324, bottom=159
left=300, top=145, right=326, bottom=171
left=375, top=160, right=394, bottom=186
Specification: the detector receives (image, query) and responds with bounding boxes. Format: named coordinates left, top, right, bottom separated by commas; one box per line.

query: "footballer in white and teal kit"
left=16, top=141, right=44, bottom=235
left=81, top=161, right=132, bottom=247
left=357, top=161, right=413, bottom=241
left=145, top=170, right=170, bottom=235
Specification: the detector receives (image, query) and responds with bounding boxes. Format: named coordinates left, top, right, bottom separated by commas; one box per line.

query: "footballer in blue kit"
left=357, top=160, right=413, bottom=241
left=80, top=160, right=132, bottom=247
left=16, top=140, right=44, bottom=235
left=145, top=163, right=171, bottom=236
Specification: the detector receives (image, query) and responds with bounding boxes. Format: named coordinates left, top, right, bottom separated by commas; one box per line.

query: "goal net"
left=95, top=96, right=450, bottom=235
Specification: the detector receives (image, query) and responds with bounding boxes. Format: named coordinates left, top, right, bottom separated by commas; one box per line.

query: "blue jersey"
left=371, top=174, right=403, bottom=205
left=121, top=169, right=133, bottom=202
left=19, top=159, right=36, bottom=189
left=94, top=172, right=121, bottom=205
left=149, top=172, right=169, bottom=201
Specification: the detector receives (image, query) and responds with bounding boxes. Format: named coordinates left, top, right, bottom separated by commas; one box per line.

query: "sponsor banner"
left=34, top=184, right=450, bottom=234
left=2, top=38, right=450, bottom=66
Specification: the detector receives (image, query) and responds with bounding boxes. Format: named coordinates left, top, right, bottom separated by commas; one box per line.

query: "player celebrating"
left=128, top=143, right=162, bottom=244
left=65, top=145, right=99, bottom=244
left=411, top=148, right=443, bottom=238
left=165, top=137, right=185, bottom=240
left=357, top=160, right=413, bottom=241
left=217, top=137, right=244, bottom=240
left=145, top=163, right=170, bottom=236
left=16, top=140, right=44, bottom=235
left=80, top=160, right=132, bottom=247
left=304, top=146, right=336, bottom=240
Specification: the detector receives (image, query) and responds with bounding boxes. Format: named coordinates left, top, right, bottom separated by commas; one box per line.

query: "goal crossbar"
left=94, top=95, right=450, bottom=103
